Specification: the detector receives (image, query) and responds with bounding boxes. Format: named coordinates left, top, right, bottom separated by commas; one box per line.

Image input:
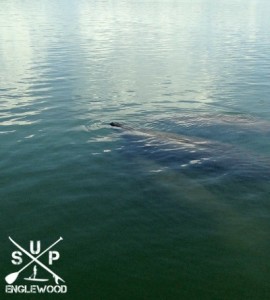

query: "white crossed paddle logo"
left=5, top=237, right=65, bottom=285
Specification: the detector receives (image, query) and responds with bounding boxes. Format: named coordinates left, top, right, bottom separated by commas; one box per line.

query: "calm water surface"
left=1, top=1, right=270, bottom=299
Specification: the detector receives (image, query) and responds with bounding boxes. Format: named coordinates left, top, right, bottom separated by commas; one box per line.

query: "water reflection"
left=74, top=0, right=270, bottom=118
left=1, top=0, right=269, bottom=124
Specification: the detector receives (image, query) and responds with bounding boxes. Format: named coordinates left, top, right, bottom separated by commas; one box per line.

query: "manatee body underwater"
left=110, top=120, right=270, bottom=182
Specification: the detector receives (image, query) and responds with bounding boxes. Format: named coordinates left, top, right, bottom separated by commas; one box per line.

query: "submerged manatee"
left=110, top=121, right=270, bottom=181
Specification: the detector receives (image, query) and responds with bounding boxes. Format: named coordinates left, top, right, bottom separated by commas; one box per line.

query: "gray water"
left=1, top=1, right=270, bottom=299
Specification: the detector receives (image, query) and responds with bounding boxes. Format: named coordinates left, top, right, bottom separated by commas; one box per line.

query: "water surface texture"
left=1, top=1, right=270, bottom=299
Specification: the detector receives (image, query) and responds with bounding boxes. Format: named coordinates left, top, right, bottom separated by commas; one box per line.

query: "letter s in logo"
left=11, top=251, right=23, bottom=265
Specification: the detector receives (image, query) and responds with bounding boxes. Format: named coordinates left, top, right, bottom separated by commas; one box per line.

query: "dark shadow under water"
left=110, top=118, right=270, bottom=183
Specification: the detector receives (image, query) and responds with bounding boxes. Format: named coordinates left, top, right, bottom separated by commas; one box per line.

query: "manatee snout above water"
left=110, top=122, right=122, bottom=127
left=110, top=121, right=270, bottom=181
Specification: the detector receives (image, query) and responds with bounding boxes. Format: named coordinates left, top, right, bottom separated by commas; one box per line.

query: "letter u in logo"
left=30, top=240, right=41, bottom=255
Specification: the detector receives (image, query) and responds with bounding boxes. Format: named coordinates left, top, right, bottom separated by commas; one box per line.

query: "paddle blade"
left=5, top=272, right=18, bottom=284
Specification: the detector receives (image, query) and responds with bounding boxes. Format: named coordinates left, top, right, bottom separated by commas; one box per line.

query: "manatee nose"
left=110, top=122, right=121, bottom=127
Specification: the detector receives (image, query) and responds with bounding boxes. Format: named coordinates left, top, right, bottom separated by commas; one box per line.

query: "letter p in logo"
left=49, top=251, right=60, bottom=265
